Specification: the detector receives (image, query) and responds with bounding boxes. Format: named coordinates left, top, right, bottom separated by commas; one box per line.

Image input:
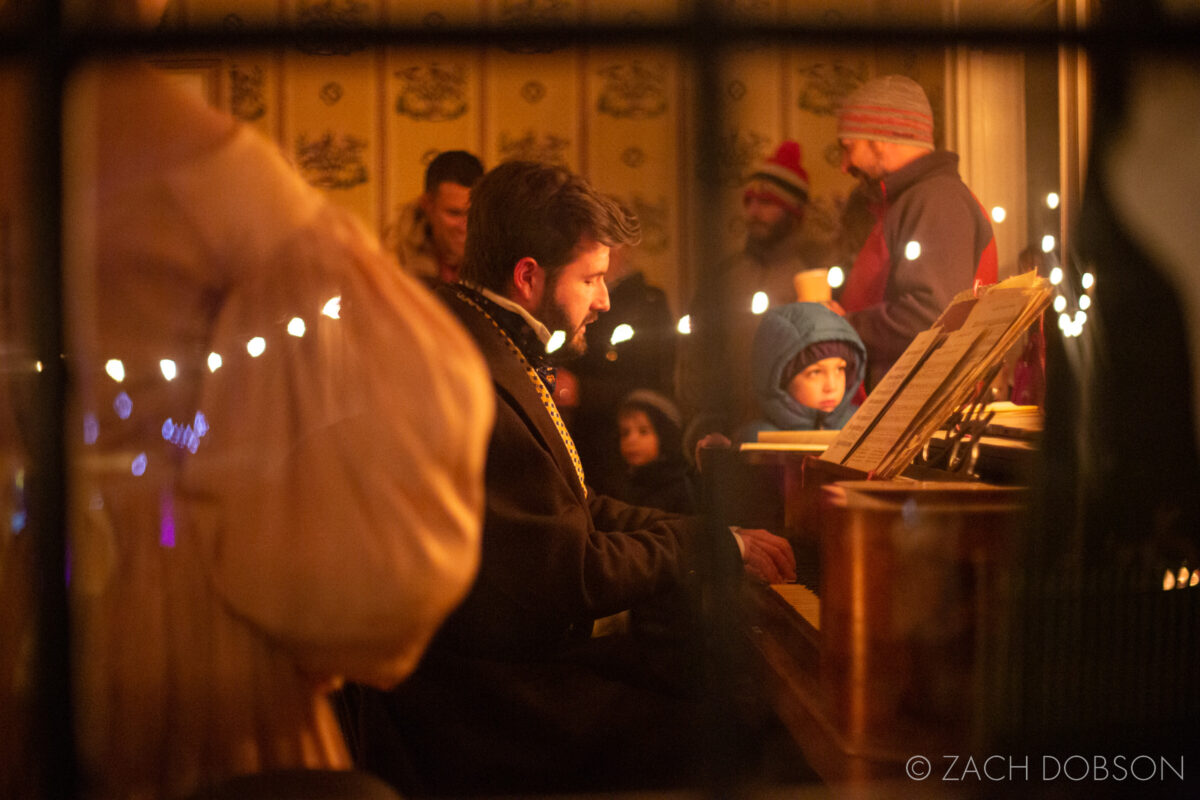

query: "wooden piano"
left=727, top=450, right=1028, bottom=786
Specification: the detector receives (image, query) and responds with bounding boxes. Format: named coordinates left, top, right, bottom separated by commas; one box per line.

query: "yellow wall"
left=166, top=0, right=954, bottom=312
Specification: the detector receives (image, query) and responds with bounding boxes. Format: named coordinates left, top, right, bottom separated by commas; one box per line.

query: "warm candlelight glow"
left=610, top=323, right=634, bottom=346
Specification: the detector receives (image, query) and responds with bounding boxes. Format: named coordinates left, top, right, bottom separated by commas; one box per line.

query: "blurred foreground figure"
left=63, top=59, right=492, bottom=799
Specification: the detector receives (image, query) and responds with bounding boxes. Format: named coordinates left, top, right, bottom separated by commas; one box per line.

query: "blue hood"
left=748, top=302, right=866, bottom=432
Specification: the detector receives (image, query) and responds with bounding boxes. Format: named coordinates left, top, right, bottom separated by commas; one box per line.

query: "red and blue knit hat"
left=743, top=140, right=810, bottom=219
left=836, top=75, right=934, bottom=150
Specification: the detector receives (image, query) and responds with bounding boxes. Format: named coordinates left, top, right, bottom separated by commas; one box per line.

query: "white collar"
left=465, top=281, right=552, bottom=345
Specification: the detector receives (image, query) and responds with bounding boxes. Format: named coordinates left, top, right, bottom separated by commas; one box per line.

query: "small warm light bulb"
left=1163, top=569, right=1176, bottom=591
left=1049, top=266, right=1064, bottom=286
left=287, top=317, right=307, bottom=337
left=677, top=315, right=691, bottom=335
left=35, top=361, right=43, bottom=373
left=1191, top=571, right=1199, bottom=587
left=1041, top=234, right=1056, bottom=254
left=1178, top=567, right=1190, bottom=587
left=322, top=296, right=342, bottom=319
left=827, top=266, right=845, bottom=288
left=105, top=359, right=126, bottom=383
left=1053, top=295, right=1067, bottom=313
left=1078, top=294, right=1091, bottom=311
left=610, top=323, right=634, bottom=346
left=1046, top=192, right=1060, bottom=210
left=1058, top=312, right=1071, bottom=331
left=159, top=359, right=177, bottom=381
left=247, top=337, right=266, bottom=357
left=207, top=352, right=223, bottom=372
left=904, top=240, right=922, bottom=261
left=991, top=206, right=1007, bottom=223
left=750, top=291, right=769, bottom=315
left=546, top=330, right=566, bottom=354
left=1074, top=310, right=1087, bottom=326
left=1081, top=272, right=1095, bottom=290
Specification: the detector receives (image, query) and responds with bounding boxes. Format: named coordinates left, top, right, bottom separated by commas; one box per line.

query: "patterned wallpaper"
left=168, top=0, right=948, bottom=311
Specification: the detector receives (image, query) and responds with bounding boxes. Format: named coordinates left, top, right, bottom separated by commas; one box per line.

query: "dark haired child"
left=612, top=390, right=695, bottom=515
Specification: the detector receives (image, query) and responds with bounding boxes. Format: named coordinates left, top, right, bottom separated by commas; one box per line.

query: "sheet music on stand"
left=820, top=271, right=1053, bottom=479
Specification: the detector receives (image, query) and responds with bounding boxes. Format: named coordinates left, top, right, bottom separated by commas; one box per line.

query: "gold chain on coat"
left=455, top=288, right=588, bottom=496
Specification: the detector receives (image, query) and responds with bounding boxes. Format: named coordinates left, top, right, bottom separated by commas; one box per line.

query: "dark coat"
left=840, top=150, right=998, bottom=388
left=612, top=457, right=696, bottom=516
left=346, top=284, right=743, bottom=796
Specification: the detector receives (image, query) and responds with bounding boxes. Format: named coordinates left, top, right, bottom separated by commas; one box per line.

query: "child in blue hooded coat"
left=739, top=302, right=867, bottom=441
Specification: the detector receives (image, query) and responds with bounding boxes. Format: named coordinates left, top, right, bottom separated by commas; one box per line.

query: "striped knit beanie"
left=836, top=75, right=934, bottom=150
left=743, top=140, right=810, bottom=219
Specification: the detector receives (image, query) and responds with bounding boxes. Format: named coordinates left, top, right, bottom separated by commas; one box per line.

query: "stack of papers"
left=819, top=271, right=1053, bottom=479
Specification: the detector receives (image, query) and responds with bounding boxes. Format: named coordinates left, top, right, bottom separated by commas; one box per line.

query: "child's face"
left=787, top=356, right=847, bottom=412
left=618, top=409, right=660, bottom=468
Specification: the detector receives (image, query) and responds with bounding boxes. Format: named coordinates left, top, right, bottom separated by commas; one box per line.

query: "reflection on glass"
left=113, top=392, right=132, bottom=420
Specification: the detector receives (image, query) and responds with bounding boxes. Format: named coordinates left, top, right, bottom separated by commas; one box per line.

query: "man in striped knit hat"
left=835, top=74, right=998, bottom=390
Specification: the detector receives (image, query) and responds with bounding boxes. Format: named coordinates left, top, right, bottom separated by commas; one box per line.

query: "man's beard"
left=535, top=291, right=592, bottom=363
left=745, top=213, right=796, bottom=257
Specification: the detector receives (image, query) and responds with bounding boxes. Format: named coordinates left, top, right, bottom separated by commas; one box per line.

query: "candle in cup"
left=794, top=268, right=832, bottom=302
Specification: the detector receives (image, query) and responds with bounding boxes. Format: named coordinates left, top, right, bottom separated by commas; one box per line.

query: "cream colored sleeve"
left=180, top=179, right=492, bottom=689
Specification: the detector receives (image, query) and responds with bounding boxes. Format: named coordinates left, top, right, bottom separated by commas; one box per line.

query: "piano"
left=718, top=448, right=1029, bottom=786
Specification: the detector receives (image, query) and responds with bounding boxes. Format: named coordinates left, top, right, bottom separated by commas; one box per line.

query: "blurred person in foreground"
left=63, top=4, right=493, bottom=797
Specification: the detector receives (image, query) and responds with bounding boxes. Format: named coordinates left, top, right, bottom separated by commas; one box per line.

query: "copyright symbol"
left=906, top=755, right=932, bottom=781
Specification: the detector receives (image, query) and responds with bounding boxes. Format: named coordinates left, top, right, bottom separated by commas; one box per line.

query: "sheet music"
left=818, top=271, right=1053, bottom=477
left=843, top=327, right=986, bottom=473
left=963, top=286, right=1041, bottom=330
left=871, top=323, right=1011, bottom=477
left=821, top=329, right=941, bottom=465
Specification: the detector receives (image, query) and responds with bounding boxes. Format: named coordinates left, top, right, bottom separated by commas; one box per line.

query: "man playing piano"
left=344, top=161, right=797, bottom=796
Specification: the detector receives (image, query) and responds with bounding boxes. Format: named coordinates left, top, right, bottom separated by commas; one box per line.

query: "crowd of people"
left=68, top=10, right=1003, bottom=790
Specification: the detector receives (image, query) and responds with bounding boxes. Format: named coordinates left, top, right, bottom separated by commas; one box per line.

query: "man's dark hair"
left=461, top=160, right=641, bottom=293
left=424, top=150, right=485, bottom=193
